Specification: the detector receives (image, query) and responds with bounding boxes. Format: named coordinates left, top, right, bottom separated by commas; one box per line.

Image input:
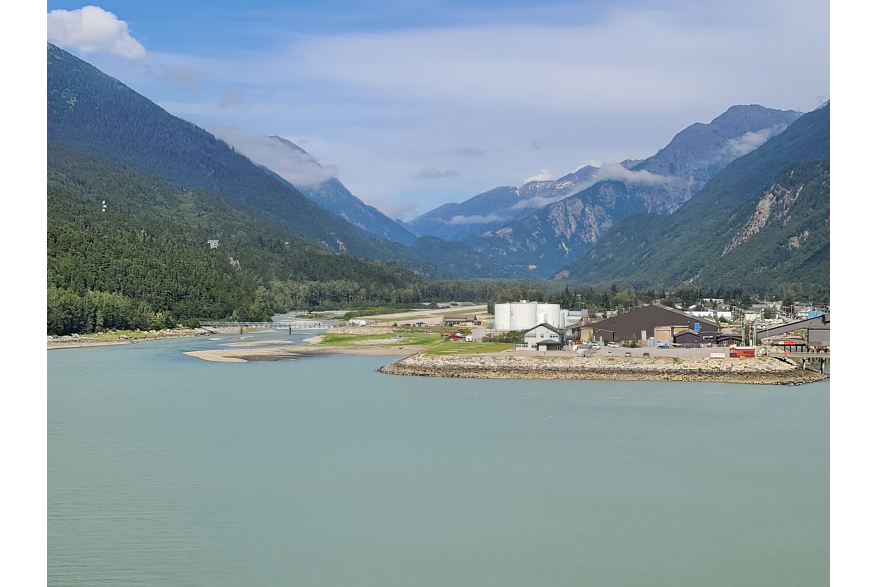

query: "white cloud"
left=455, top=147, right=486, bottom=156
left=415, top=167, right=461, bottom=179
left=162, top=66, right=201, bottom=92
left=47, top=6, right=145, bottom=59
left=443, top=214, right=506, bottom=225
left=591, top=163, right=674, bottom=186
left=219, top=90, right=244, bottom=108
left=523, top=170, right=553, bottom=183
left=204, top=125, right=337, bottom=186
left=510, top=162, right=674, bottom=210
left=361, top=198, right=418, bottom=221
left=105, top=0, right=827, bottom=213
left=511, top=194, right=567, bottom=210
left=719, top=127, right=781, bottom=158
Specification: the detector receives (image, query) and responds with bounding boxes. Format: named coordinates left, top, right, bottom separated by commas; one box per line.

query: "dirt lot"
left=366, top=304, right=488, bottom=324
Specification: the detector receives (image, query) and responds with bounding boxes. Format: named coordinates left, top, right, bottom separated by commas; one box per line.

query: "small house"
left=520, top=323, right=565, bottom=351
left=207, top=240, right=219, bottom=249
left=673, top=329, right=734, bottom=347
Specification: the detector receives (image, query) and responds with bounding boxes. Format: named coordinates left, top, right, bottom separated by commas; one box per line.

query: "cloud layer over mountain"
left=204, top=125, right=338, bottom=187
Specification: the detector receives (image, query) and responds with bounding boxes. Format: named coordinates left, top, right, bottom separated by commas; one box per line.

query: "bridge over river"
left=199, top=321, right=330, bottom=331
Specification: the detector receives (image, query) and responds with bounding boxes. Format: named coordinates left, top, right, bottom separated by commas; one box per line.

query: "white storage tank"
left=512, top=303, right=538, bottom=331
left=494, top=303, right=511, bottom=331
left=536, top=303, right=561, bottom=328
left=494, top=301, right=561, bottom=331
left=560, top=309, right=569, bottom=328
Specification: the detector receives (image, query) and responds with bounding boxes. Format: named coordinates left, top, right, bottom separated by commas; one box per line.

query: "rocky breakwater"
left=379, top=354, right=825, bottom=385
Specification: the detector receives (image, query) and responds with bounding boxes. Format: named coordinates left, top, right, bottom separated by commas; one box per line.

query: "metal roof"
left=760, top=314, right=830, bottom=338
left=587, top=304, right=718, bottom=328
left=521, top=323, right=564, bottom=335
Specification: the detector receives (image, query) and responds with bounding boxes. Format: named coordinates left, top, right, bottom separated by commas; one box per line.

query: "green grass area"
left=377, top=324, right=473, bottom=333
left=317, top=327, right=506, bottom=352
left=53, top=328, right=196, bottom=341
left=422, top=340, right=515, bottom=355
left=320, top=332, right=442, bottom=347
left=339, top=306, right=437, bottom=320
left=370, top=315, right=434, bottom=323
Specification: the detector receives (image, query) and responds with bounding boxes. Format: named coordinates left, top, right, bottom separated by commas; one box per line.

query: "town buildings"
left=572, top=304, right=719, bottom=345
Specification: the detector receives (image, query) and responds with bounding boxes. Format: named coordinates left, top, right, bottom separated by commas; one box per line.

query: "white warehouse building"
left=494, top=301, right=563, bottom=331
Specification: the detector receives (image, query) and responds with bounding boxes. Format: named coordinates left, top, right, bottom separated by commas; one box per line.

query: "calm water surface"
left=48, top=331, right=828, bottom=586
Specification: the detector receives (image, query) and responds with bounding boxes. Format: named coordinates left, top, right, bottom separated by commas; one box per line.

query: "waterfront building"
left=517, top=323, right=565, bottom=350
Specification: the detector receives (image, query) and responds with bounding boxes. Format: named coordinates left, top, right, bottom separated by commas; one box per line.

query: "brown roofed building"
left=575, top=304, right=718, bottom=344
left=443, top=313, right=479, bottom=326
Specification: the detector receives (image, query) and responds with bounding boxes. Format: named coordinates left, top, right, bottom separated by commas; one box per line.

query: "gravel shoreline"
left=184, top=344, right=424, bottom=363
left=47, top=328, right=214, bottom=349
left=379, top=353, right=825, bottom=385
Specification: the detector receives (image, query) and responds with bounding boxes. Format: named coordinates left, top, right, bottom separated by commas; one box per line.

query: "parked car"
left=606, top=351, right=613, bottom=356
left=607, top=342, right=620, bottom=348
left=624, top=351, right=632, bottom=357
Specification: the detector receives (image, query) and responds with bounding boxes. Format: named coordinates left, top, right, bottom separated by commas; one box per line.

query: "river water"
left=48, top=330, right=828, bottom=586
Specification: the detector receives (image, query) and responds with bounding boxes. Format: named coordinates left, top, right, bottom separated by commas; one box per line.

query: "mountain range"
left=46, top=43, right=494, bottom=280
left=559, top=103, right=830, bottom=294
left=46, top=141, right=429, bottom=330
left=206, top=131, right=421, bottom=247
left=451, top=105, right=802, bottom=277
left=47, top=42, right=828, bottom=297
left=48, top=44, right=394, bottom=261
left=404, top=164, right=605, bottom=241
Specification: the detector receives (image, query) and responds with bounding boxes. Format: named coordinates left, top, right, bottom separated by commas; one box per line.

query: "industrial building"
left=760, top=312, right=829, bottom=337
left=760, top=312, right=830, bottom=349
left=493, top=301, right=564, bottom=331
left=808, top=320, right=830, bottom=348
left=573, top=304, right=719, bottom=344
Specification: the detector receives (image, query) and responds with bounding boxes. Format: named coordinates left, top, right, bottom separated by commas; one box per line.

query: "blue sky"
left=47, top=1, right=829, bottom=220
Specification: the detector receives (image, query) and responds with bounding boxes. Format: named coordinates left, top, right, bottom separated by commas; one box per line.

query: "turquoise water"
left=48, top=332, right=828, bottom=586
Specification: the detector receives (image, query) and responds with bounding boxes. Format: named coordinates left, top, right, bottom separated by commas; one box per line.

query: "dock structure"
left=768, top=351, right=830, bottom=373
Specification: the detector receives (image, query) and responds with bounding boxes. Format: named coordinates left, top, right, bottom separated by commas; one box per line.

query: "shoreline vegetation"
left=47, top=326, right=254, bottom=349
